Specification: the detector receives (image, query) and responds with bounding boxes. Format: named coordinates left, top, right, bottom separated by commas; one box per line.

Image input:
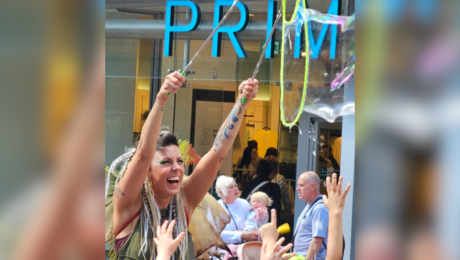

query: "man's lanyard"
left=291, top=196, right=323, bottom=245
left=223, top=203, right=240, bottom=230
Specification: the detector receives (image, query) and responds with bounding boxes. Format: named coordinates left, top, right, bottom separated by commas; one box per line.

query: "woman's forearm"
left=212, top=96, right=248, bottom=159
left=136, top=72, right=183, bottom=158
left=137, top=96, right=164, bottom=157
left=221, top=230, right=243, bottom=244
left=181, top=96, right=249, bottom=211
left=325, top=212, right=343, bottom=260
left=181, top=79, right=257, bottom=210
left=113, top=96, right=165, bottom=210
left=114, top=73, right=183, bottom=211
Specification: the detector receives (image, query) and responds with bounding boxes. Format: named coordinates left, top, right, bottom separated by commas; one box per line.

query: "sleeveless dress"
left=112, top=193, right=231, bottom=260
left=115, top=210, right=194, bottom=260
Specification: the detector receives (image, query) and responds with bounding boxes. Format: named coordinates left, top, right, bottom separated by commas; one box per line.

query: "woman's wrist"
left=329, top=210, right=343, bottom=218
left=155, top=94, right=167, bottom=104
left=238, top=232, right=244, bottom=242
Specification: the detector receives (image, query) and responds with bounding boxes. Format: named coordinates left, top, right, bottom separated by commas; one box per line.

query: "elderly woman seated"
left=215, top=175, right=259, bottom=244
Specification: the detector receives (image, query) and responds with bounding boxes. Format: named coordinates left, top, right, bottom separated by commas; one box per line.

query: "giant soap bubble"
left=280, top=0, right=355, bottom=125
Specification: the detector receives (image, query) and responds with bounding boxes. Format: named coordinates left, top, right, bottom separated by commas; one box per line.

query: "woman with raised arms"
left=107, top=72, right=259, bottom=260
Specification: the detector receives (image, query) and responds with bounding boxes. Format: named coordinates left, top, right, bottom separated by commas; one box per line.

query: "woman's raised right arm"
left=113, top=72, right=185, bottom=213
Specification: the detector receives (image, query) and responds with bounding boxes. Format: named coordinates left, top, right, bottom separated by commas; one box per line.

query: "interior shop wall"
left=268, top=85, right=280, bottom=134
left=162, top=38, right=241, bottom=155
left=130, top=28, right=282, bottom=169
left=232, top=100, right=267, bottom=164
left=106, top=38, right=138, bottom=166
left=134, top=39, right=151, bottom=133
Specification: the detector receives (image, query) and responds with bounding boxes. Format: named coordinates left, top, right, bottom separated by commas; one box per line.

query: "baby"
left=244, top=191, right=273, bottom=233
left=222, top=192, right=273, bottom=260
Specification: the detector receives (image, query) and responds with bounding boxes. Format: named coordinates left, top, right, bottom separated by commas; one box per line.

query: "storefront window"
left=106, top=0, right=354, bottom=250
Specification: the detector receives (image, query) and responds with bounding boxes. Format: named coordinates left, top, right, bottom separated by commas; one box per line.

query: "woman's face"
left=223, top=182, right=239, bottom=203
left=250, top=148, right=258, bottom=161
left=149, top=145, right=185, bottom=197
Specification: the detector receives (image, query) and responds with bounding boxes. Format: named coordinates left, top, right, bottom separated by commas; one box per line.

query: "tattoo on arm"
left=161, top=107, right=164, bottom=112
left=213, top=100, right=244, bottom=151
left=114, top=187, right=125, bottom=199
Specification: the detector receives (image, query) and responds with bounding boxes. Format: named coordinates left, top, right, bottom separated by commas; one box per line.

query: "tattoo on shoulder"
left=161, top=107, right=164, bottom=112
left=114, top=187, right=125, bottom=199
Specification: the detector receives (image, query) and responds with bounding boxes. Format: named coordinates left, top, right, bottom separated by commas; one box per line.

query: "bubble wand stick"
left=167, top=0, right=240, bottom=96
left=242, top=7, right=282, bottom=103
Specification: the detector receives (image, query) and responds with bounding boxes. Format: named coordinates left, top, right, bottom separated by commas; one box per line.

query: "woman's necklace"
left=159, top=197, right=177, bottom=225
left=159, top=207, right=169, bottom=224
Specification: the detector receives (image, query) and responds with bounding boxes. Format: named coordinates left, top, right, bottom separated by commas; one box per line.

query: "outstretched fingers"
left=342, top=183, right=351, bottom=198
left=279, top=243, right=296, bottom=260
left=337, top=175, right=343, bottom=195
left=331, top=173, right=338, bottom=193
left=174, top=232, right=186, bottom=244
left=277, top=241, right=291, bottom=254
left=167, top=220, right=176, bottom=235
left=162, top=220, right=169, bottom=234
left=326, top=176, right=331, bottom=192
left=270, top=209, right=277, bottom=225
left=275, top=240, right=297, bottom=260
left=273, top=237, right=285, bottom=252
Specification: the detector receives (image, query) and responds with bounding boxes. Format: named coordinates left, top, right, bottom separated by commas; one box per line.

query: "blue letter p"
left=164, top=1, right=200, bottom=56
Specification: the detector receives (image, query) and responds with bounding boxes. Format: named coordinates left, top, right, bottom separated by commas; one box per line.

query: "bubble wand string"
left=167, top=0, right=240, bottom=96
left=242, top=7, right=282, bottom=103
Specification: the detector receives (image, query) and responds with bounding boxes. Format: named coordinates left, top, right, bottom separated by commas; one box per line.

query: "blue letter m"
left=308, top=0, right=339, bottom=59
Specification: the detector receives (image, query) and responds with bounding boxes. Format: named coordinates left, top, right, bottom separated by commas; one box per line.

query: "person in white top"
left=215, top=175, right=259, bottom=244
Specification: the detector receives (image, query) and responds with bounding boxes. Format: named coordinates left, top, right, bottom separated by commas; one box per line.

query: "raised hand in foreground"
left=261, top=237, right=296, bottom=260
left=260, top=209, right=296, bottom=260
left=259, top=209, right=279, bottom=248
left=153, top=220, right=186, bottom=260
left=322, top=174, right=351, bottom=260
left=322, top=174, right=351, bottom=214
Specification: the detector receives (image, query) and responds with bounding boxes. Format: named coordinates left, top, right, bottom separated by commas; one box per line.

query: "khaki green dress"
left=116, top=217, right=195, bottom=260
left=114, top=193, right=231, bottom=260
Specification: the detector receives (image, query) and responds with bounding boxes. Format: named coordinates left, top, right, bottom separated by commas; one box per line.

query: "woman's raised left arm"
left=183, top=79, right=258, bottom=211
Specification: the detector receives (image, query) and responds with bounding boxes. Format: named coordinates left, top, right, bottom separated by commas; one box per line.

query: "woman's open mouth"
left=167, top=176, right=180, bottom=186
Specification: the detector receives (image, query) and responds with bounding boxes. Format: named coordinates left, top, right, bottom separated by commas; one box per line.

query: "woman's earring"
left=148, top=175, right=152, bottom=186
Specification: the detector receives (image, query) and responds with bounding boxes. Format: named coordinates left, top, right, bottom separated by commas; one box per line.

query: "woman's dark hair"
left=157, top=127, right=179, bottom=150
left=264, top=147, right=279, bottom=158
left=238, top=146, right=254, bottom=169
left=322, top=144, right=332, bottom=152
left=247, top=140, right=258, bottom=150
left=131, top=127, right=178, bottom=164
left=234, top=147, right=254, bottom=179
left=257, top=159, right=279, bottom=181
left=238, top=147, right=254, bottom=169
